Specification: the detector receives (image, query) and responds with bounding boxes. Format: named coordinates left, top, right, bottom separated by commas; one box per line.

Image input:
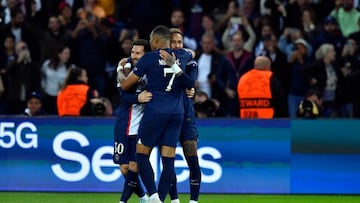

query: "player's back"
left=134, top=48, right=192, bottom=114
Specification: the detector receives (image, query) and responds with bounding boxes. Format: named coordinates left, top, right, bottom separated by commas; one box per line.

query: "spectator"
left=254, top=24, right=273, bottom=57
left=5, top=40, right=40, bottom=114
left=330, top=0, right=360, bottom=37
left=41, top=45, right=72, bottom=115
left=306, top=43, right=340, bottom=117
left=221, top=14, right=256, bottom=53
left=1, top=8, right=38, bottom=61
left=283, top=0, right=313, bottom=29
left=0, top=33, right=15, bottom=114
left=237, top=56, right=287, bottom=119
left=170, top=8, right=197, bottom=50
left=225, top=30, right=254, bottom=80
left=260, top=33, right=290, bottom=95
left=57, top=1, right=76, bottom=32
left=240, top=0, right=261, bottom=23
left=278, top=27, right=313, bottom=61
left=287, top=38, right=313, bottom=118
left=301, top=8, right=321, bottom=43
left=57, top=66, right=99, bottom=116
left=311, top=16, right=344, bottom=58
left=0, top=0, right=20, bottom=25
left=337, top=37, right=360, bottom=117
left=196, top=32, right=238, bottom=117
left=22, top=91, right=46, bottom=116
left=264, top=0, right=287, bottom=35
left=217, top=0, right=241, bottom=34
left=70, top=10, right=106, bottom=96
left=24, top=0, right=45, bottom=28
left=35, top=15, right=69, bottom=63
left=198, top=13, right=223, bottom=53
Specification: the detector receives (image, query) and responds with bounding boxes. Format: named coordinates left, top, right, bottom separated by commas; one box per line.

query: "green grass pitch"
left=0, top=192, right=360, bottom=203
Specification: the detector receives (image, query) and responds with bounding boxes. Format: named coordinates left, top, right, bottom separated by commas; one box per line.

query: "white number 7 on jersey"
left=163, top=67, right=176, bottom=91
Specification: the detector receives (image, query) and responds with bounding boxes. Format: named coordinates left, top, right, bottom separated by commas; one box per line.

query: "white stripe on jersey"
left=127, top=103, right=144, bottom=135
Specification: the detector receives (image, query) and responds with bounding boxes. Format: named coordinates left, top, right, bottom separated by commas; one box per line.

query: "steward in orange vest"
left=57, top=83, right=89, bottom=116
left=57, top=67, right=97, bottom=116
left=237, top=56, right=287, bottom=118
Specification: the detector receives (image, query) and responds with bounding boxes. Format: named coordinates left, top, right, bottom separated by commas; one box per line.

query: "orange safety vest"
left=237, top=69, right=274, bottom=119
left=57, top=84, right=89, bottom=116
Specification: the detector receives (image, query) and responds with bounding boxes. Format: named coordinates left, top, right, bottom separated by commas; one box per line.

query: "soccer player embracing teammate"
left=118, top=25, right=195, bottom=203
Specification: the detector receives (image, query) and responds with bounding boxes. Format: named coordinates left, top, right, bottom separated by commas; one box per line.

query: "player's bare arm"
left=118, top=71, right=140, bottom=91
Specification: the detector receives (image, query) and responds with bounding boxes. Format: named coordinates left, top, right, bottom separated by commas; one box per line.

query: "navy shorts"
left=179, top=99, right=198, bottom=143
left=113, top=135, right=137, bottom=165
left=138, top=112, right=183, bottom=148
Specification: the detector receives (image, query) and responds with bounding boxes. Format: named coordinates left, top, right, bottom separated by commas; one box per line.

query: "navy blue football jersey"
left=133, top=48, right=192, bottom=114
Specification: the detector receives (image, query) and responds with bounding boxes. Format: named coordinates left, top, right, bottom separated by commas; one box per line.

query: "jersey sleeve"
left=133, top=53, right=151, bottom=77
left=183, top=48, right=193, bottom=63
left=119, top=89, right=139, bottom=104
left=186, top=60, right=198, bottom=81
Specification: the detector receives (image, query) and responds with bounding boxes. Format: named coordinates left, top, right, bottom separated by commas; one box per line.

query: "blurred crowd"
left=1, top=0, right=360, bottom=118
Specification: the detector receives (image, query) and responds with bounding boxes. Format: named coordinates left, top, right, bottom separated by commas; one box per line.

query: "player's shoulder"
left=173, top=48, right=192, bottom=58
left=137, top=51, right=158, bottom=65
left=144, top=50, right=159, bottom=59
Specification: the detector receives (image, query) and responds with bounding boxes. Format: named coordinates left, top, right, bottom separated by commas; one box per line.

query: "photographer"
left=85, top=96, right=113, bottom=116
left=297, top=89, right=322, bottom=119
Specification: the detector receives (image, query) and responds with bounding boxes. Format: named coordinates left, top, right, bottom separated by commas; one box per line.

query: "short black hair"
left=131, top=39, right=151, bottom=52
left=151, top=25, right=171, bottom=41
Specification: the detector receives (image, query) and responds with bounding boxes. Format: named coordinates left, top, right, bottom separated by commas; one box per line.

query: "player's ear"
left=152, top=36, right=159, bottom=44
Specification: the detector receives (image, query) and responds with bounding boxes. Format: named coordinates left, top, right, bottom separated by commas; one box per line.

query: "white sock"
left=171, top=198, right=180, bottom=203
left=150, top=193, right=160, bottom=200
left=119, top=201, right=125, bottom=203
left=140, top=194, right=149, bottom=200
left=189, top=200, right=198, bottom=203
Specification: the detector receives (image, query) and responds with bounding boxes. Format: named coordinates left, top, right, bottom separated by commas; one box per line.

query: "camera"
left=91, top=102, right=106, bottom=116
left=230, top=17, right=242, bottom=25
left=298, top=100, right=319, bottom=119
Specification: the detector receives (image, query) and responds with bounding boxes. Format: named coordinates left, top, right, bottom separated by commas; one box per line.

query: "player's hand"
left=159, top=50, right=176, bottom=66
left=138, top=90, right=153, bottom=103
left=185, top=88, right=195, bottom=98
left=117, top=58, right=128, bottom=71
